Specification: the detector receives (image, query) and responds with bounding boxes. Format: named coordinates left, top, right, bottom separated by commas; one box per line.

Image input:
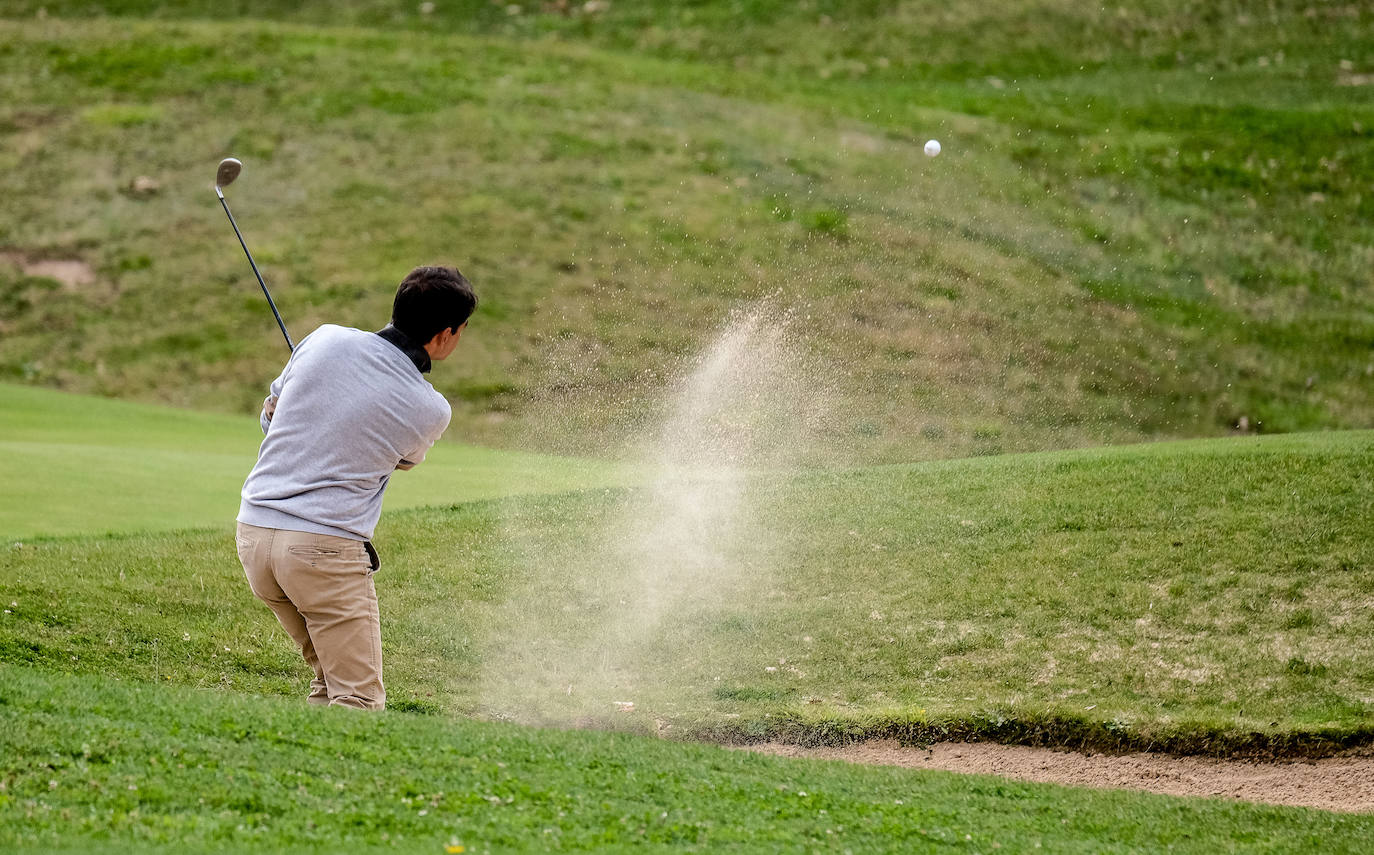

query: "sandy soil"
left=746, top=740, right=1374, bottom=814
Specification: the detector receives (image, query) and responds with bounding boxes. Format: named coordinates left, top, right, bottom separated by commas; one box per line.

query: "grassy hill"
left=0, top=2, right=1369, bottom=462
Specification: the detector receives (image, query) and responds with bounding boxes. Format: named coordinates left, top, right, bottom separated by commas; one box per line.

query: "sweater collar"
left=375, top=325, right=432, bottom=374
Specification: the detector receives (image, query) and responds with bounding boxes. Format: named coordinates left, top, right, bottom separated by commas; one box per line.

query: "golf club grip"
left=217, top=194, right=295, bottom=352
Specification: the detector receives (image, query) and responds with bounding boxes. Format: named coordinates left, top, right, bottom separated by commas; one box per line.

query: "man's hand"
left=262, top=394, right=278, bottom=423
left=396, top=459, right=416, bottom=471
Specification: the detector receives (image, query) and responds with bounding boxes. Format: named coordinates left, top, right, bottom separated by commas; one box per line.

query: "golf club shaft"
left=217, top=188, right=294, bottom=352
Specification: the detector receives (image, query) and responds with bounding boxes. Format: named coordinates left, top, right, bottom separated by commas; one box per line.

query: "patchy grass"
left=3, top=429, right=1370, bottom=754
left=4, top=664, right=1374, bottom=853
left=0, top=7, right=1369, bottom=462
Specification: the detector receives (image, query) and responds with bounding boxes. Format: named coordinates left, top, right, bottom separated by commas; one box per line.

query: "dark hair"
left=391, top=266, right=477, bottom=344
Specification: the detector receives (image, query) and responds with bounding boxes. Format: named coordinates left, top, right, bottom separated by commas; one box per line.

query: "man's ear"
left=424, top=324, right=465, bottom=359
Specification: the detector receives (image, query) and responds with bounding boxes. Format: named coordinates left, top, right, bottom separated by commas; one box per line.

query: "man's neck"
left=375, top=325, right=431, bottom=374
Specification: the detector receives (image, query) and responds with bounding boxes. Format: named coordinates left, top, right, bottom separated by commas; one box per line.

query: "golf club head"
left=215, top=157, right=243, bottom=189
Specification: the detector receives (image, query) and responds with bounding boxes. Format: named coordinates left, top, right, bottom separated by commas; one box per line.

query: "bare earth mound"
left=746, top=741, right=1374, bottom=814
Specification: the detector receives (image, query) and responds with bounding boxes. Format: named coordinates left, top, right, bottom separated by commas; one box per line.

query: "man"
left=234, top=265, right=476, bottom=710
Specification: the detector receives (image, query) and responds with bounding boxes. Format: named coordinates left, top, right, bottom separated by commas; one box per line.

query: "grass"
left=5, top=423, right=1370, bottom=754
left=2, top=3, right=1372, bottom=847
left=0, top=382, right=630, bottom=539
left=0, top=4, right=1369, bottom=462
left=5, top=1, right=1371, bottom=85
left=5, top=664, right=1374, bottom=854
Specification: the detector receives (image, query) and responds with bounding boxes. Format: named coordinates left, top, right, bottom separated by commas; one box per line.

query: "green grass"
left=0, top=382, right=630, bottom=539
left=5, top=664, right=1374, bottom=854
left=2, top=3, right=1372, bottom=847
left=5, top=1, right=1370, bottom=85
left=0, top=4, right=1369, bottom=462
left=5, top=426, right=1370, bottom=754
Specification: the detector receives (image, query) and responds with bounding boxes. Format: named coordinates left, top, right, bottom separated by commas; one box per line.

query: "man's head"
left=391, top=266, right=477, bottom=359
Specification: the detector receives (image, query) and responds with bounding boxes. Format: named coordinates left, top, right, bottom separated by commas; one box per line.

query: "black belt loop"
left=364, top=541, right=380, bottom=573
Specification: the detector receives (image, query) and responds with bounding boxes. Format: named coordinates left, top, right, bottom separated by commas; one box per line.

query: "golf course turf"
left=4, top=386, right=1370, bottom=753
left=5, top=664, right=1374, bottom=854
left=3, top=0, right=1372, bottom=849
left=2, top=385, right=1371, bottom=846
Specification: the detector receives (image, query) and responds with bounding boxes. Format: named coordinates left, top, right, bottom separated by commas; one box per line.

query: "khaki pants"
left=234, top=522, right=385, bottom=710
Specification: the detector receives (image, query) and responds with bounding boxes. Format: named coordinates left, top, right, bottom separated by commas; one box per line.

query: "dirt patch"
left=1, top=251, right=110, bottom=299
left=20, top=259, right=97, bottom=289
left=745, top=740, right=1374, bottom=814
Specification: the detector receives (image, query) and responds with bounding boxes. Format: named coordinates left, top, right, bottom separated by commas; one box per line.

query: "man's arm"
left=395, top=459, right=416, bottom=471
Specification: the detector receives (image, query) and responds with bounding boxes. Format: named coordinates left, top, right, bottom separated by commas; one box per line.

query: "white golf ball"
left=924, top=139, right=941, bottom=157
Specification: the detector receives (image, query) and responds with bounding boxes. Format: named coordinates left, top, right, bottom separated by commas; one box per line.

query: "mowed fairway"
left=5, top=665, right=1374, bottom=854
left=2, top=399, right=1373, bottom=849
left=0, top=383, right=630, bottom=539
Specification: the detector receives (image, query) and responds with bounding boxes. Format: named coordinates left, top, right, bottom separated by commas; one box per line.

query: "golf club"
left=215, top=157, right=294, bottom=351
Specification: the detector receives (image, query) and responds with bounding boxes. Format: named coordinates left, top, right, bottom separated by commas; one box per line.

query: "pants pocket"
left=287, top=545, right=342, bottom=557
left=286, top=539, right=370, bottom=576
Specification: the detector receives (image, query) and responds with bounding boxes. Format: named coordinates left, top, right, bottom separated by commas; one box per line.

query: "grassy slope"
left=0, top=5, right=1369, bottom=462
left=7, top=1, right=1372, bottom=84
left=4, top=666, right=1373, bottom=854
left=0, top=382, right=629, bottom=539
left=4, top=428, right=1370, bottom=753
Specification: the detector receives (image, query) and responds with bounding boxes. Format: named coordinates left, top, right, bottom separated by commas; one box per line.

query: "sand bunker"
left=747, top=740, right=1374, bottom=814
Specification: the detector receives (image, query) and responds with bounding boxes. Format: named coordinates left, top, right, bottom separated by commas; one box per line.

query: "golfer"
left=234, top=265, right=476, bottom=710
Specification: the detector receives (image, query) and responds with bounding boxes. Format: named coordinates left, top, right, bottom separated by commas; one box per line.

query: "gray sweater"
left=237, top=324, right=451, bottom=541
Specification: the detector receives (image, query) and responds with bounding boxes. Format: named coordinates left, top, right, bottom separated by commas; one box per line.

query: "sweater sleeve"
left=400, top=398, right=452, bottom=465
left=259, top=328, right=318, bottom=434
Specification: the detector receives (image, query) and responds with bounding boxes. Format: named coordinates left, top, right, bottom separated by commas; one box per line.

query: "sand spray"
left=475, top=305, right=833, bottom=723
